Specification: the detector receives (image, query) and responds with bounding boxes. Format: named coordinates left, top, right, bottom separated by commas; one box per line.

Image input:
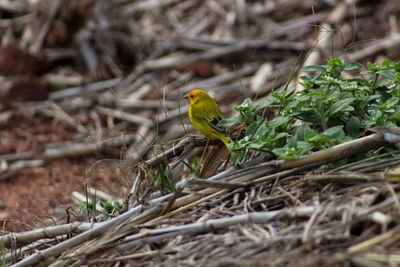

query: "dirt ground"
left=0, top=111, right=126, bottom=232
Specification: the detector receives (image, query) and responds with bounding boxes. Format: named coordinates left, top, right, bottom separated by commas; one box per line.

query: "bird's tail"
left=220, top=136, right=233, bottom=151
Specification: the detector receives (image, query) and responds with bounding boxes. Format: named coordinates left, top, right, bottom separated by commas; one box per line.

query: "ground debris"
left=1, top=1, right=400, bottom=266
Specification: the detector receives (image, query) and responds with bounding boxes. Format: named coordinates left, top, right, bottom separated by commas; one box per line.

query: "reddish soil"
left=0, top=43, right=51, bottom=76
left=0, top=111, right=126, bottom=233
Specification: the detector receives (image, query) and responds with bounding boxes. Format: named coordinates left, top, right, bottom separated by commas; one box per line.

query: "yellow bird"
left=185, top=89, right=232, bottom=149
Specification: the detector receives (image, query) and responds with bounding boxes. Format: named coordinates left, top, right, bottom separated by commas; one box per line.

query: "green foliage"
left=1, top=241, right=6, bottom=267
left=229, top=58, right=400, bottom=164
left=219, top=97, right=273, bottom=128
left=182, top=158, right=202, bottom=179
left=155, top=162, right=176, bottom=195
left=100, top=201, right=124, bottom=217
left=81, top=198, right=98, bottom=218
left=81, top=196, right=124, bottom=219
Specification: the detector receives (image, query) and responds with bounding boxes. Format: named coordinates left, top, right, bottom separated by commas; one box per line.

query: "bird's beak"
left=183, top=93, right=188, bottom=99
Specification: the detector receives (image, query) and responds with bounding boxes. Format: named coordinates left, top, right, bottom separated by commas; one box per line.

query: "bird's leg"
left=200, top=138, right=210, bottom=163
left=195, top=138, right=210, bottom=177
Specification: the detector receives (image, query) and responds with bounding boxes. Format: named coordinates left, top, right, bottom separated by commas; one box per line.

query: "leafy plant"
left=1, top=240, right=6, bottom=267
left=182, top=158, right=202, bottom=179
left=155, top=162, right=175, bottom=195
left=100, top=201, right=124, bottom=217
left=81, top=197, right=124, bottom=219
left=81, top=197, right=99, bottom=218
left=227, top=58, right=400, bottom=164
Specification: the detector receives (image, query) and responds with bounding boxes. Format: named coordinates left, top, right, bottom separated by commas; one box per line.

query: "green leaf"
left=347, top=77, right=368, bottom=85
left=302, top=65, right=327, bottom=72
left=346, top=117, right=361, bottom=137
left=271, top=147, right=287, bottom=158
left=323, top=126, right=345, bottom=139
left=275, top=132, right=288, bottom=140
left=384, top=97, right=399, bottom=109
left=382, top=59, right=390, bottom=68
left=377, top=70, right=396, bottom=81
left=342, top=62, right=362, bottom=71
left=270, top=116, right=290, bottom=128
left=235, top=98, right=253, bottom=112
left=307, top=134, right=331, bottom=146
left=286, top=85, right=296, bottom=95
left=294, top=123, right=316, bottom=141
left=246, top=120, right=260, bottom=136
left=328, top=58, right=343, bottom=67
left=292, top=108, right=321, bottom=124
left=273, top=138, right=314, bottom=159
left=296, top=141, right=315, bottom=155
left=218, top=118, right=237, bottom=128
left=367, top=62, right=377, bottom=71
left=360, top=70, right=372, bottom=75
left=326, top=98, right=354, bottom=117
left=255, top=97, right=274, bottom=111
left=365, top=95, right=382, bottom=103
left=392, top=62, right=400, bottom=71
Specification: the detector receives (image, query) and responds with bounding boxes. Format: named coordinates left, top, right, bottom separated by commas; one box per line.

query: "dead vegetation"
left=2, top=0, right=400, bottom=266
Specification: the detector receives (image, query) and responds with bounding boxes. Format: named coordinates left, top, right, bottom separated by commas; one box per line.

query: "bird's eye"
left=190, top=95, right=194, bottom=98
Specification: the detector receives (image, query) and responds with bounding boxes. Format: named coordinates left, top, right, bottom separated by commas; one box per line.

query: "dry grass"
left=2, top=0, right=400, bottom=266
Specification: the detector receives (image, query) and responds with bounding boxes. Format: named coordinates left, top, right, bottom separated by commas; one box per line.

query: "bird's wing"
left=204, top=113, right=227, bottom=135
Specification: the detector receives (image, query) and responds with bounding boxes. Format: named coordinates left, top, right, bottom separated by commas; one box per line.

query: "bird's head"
left=184, top=90, right=211, bottom=105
